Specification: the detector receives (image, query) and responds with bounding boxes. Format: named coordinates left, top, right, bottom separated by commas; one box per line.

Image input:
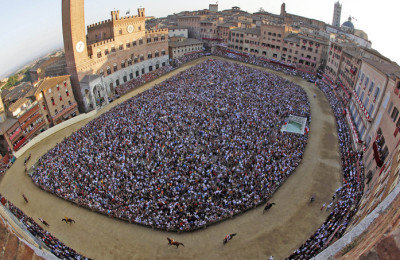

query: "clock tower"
left=62, top=0, right=88, bottom=111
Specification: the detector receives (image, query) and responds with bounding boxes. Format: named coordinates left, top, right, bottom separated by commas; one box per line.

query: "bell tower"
left=62, top=0, right=88, bottom=111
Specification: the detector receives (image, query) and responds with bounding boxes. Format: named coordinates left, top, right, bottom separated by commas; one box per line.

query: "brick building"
left=35, top=75, right=79, bottom=126
left=62, top=1, right=169, bottom=112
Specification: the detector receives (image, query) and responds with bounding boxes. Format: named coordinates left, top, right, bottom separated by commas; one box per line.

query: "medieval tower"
left=62, top=0, right=169, bottom=113
left=62, top=0, right=88, bottom=111
left=332, top=1, right=342, bottom=27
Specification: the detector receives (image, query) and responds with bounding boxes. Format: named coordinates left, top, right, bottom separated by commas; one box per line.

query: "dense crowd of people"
left=31, top=60, right=310, bottom=231
left=0, top=193, right=88, bottom=259
left=0, top=161, right=9, bottom=177
left=287, top=80, right=364, bottom=259
left=114, top=52, right=207, bottom=96
left=115, top=65, right=174, bottom=96
left=173, top=52, right=205, bottom=67
left=213, top=48, right=317, bottom=81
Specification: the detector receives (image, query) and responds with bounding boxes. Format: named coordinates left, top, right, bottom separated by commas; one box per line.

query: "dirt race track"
left=0, top=57, right=342, bottom=260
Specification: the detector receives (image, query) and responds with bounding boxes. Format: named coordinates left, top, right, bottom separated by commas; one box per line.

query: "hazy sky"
left=0, top=0, right=398, bottom=78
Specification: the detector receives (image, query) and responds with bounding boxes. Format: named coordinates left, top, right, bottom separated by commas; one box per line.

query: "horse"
left=22, top=194, right=28, bottom=203
left=309, top=193, right=316, bottom=204
left=167, top=237, right=184, bottom=248
left=38, top=218, right=49, bottom=227
left=62, top=217, right=76, bottom=224
left=223, top=233, right=236, bottom=245
left=263, top=202, right=275, bottom=213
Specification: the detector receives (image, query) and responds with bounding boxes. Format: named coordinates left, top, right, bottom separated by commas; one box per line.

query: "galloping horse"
left=263, top=202, right=275, bottom=213
left=167, top=237, right=184, bottom=248
left=309, top=193, right=316, bottom=204
left=62, top=216, right=76, bottom=224
left=38, top=218, right=49, bottom=227
left=223, top=233, right=237, bottom=245
left=22, top=194, right=28, bottom=203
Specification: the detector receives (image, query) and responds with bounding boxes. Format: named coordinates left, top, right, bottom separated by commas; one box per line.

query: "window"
left=364, top=77, right=369, bottom=87
left=148, top=53, right=152, bottom=59
left=126, top=42, right=131, bottom=48
left=374, top=87, right=380, bottom=100
left=113, top=63, right=118, bottom=72
left=360, top=73, right=364, bottom=84
left=119, top=44, right=123, bottom=50
left=140, top=55, right=144, bottom=62
left=369, top=81, right=375, bottom=92
left=391, top=107, right=399, bottom=122
left=105, top=49, right=109, bottom=55
left=121, top=60, right=126, bottom=68
left=128, top=59, right=132, bottom=66
left=161, top=50, right=166, bottom=56
left=107, top=66, right=111, bottom=75
left=139, top=39, right=143, bottom=45
left=133, top=41, right=137, bottom=46
left=97, top=50, right=102, bottom=58
left=141, top=68, right=145, bottom=74
left=99, top=69, right=104, bottom=76
left=368, top=103, right=374, bottom=116
left=364, top=97, right=369, bottom=108
left=111, top=46, right=116, bottom=53
left=388, top=102, right=393, bottom=114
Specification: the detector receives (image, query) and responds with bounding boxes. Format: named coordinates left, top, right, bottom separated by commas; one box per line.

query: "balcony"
left=13, top=137, right=27, bottom=151
left=372, top=141, right=384, bottom=167
left=52, top=102, right=78, bottom=121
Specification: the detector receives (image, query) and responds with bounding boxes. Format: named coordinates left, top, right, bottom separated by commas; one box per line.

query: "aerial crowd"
left=31, top=59, right=310, bottom=231
left=0, top=49, right=366, bottom=258
left=115, top=52, right=205, bottom=96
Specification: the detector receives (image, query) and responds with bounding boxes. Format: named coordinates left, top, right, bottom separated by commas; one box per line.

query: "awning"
left=13, top=137, right=27, bottom=151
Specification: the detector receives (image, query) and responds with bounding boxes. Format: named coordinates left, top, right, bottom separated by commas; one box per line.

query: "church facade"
left=62, top=0, right=169, bottom=112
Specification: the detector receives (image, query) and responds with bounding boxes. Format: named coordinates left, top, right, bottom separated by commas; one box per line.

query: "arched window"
left=119, top=43, right=123, bottom=50
left=105, top=48, right=109, bottom=55
left=148, top=52, right=152, bottom=59
left=155, top=50, right=159, bottom=57
left=123, top=75, right=127, bottom=82
left=113, top=63, right=118, bottom=72
left=121, top=60, right=126, bottom=68
left=130, top=73, right=133, bottom=79
left=107, top=66, right=111, bottom=75
left=128, top=59, right=132, bottom=66
left=99, top=69, right=104, bottom=76
left=97, top=49, right=102, bottom=58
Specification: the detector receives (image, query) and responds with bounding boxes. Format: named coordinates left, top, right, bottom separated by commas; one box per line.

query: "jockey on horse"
left=223, top=233, right=237, bottom=245
left=167, top=237, right=184, bottom=248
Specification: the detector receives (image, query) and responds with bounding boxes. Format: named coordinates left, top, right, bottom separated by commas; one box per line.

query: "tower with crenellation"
left=62, top=0, right=169, bottom=113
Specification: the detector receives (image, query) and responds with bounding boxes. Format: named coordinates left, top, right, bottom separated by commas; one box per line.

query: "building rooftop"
left=35, top=75, right=70, bottom=96
left=363, top=58, right=400, bottom=79
left=169, top=38, right=203, bottom=48
left=231, top=28, right=260, bottom=35
left=0, top=117, right=18, bottom=135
